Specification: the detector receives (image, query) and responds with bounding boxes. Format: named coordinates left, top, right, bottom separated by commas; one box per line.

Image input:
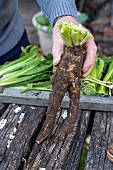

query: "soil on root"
left=37, top=45, right=85, bottom=144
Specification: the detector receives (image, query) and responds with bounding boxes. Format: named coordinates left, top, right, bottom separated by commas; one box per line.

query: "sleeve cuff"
left=49, top=0, right=78, bottom=27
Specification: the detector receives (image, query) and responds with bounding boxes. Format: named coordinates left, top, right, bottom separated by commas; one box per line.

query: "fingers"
left=52, top=16, right=97, bottom=77
left=52, top=24, right=64, bottom=66
left=82, top=38, right=97, bottom=78
left=52, top=16, right=80, bottom=66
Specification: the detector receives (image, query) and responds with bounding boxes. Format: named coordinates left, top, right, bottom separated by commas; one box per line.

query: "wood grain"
left=25, top=110, right=91, bottom=170
left=0, top=88, right=113, bottom=111
left=0, top=104, right=46, bottom=170
left=85, top=111, right=113, bottom=170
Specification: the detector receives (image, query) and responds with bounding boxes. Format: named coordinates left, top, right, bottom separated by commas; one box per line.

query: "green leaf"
left=0, top=45, right=53, bottom=89
left=58, top=22, right=92, bottom=46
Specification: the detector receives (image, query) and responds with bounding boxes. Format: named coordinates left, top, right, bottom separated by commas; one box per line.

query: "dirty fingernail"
left=53, top=59, right=59, bottom=66
left=82, top=67, right=88, bottom=73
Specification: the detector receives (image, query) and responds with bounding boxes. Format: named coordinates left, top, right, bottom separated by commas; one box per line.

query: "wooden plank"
left=0, top=103, right=9, bottom=117
left=0, top=88, right=113, bottom=111
left=0, top=104, right=46, bottom=170
left=85, top=111, right=113, bottom=170
left=25, top=110, right=91, bottom=170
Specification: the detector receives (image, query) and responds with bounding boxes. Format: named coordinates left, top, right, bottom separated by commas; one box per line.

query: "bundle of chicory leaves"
left=0, top=45, right=52, bottom=92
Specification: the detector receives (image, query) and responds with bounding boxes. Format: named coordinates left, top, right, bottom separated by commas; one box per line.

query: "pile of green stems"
left=81, top=55, right=113, bottom=96
left=0, top=45, right=53, bottom=92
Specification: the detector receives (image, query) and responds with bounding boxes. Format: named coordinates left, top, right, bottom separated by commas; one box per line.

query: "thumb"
left=52, top=43, right=64, bottom=66
left=52, top=25, right=64, bottom=66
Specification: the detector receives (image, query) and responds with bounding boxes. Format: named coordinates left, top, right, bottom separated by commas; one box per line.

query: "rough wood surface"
left=0, top=88, right=113, bottom=111
left=0, top=104, right=46, bottom=170
left=85, top=111, right=113, bottom=170
left=25, top=110, right=91, bottom=170
left=0, top=103, right=9, bottom=117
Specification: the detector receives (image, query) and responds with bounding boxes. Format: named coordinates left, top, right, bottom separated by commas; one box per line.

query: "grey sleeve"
left=37, top=0, right=78, bottom=27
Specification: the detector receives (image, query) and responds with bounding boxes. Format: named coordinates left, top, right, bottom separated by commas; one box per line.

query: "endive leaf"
left=58, top=22, right=92, bottom=46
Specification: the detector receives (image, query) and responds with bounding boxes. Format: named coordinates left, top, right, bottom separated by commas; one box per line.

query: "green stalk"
left=3, top=73, right=51, bottom=87
left=0, top=56, right=46, bottom=82
left=98, top=57, right=113, bottom=95
left=10, top=81, right=52, bottom=92
left=71, top=30, right=80, bottom=46
left=1, top=57, right=50, bottom=79
left=96, top=57, right=105, bottom=80
left=0, top=52, right=37, bottom=76
left=81, top=56, right=98, bottom=94
left=59, top=23, right=72, bottom=47
left=0, top=45, right=53, bottom=92
left=23, top=61, right=52, bottom=76
left=80, top=84, right=95, bottom=95
left=0, top=45, right=39, bottom=76
left=84, top=78, right=113, bottom=88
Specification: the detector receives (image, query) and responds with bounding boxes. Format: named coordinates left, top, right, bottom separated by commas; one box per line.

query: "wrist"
left=54, top=16, right=80, bottom=27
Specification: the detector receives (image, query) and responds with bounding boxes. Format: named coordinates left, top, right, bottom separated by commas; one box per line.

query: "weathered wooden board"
left=0, top=104, right=46, bottom=170
left=24, top=110, right=91, bottom=170
left=0, top=103, right=9, bottom=117
left=0, top=88, right=113, bottom=111
left=85, top=111, right=113, bottom=170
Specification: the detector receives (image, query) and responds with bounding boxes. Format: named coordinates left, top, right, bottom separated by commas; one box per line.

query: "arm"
left=37, top=0, right=78, bottom=27
left=37, top=0, right=97, bottom=78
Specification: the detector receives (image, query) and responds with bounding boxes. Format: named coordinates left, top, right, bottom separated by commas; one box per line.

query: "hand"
left=82, top=37, right=97, bottom=78
left=52, top=16, right=97, bottom=78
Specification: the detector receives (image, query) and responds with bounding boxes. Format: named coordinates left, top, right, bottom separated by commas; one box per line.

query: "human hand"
left=52, top=16, right=97, bottom=78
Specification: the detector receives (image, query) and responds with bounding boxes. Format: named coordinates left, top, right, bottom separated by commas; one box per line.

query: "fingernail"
left=53, top=59, right=59, bottom=66
left=82, top=67, right=88, bottom=73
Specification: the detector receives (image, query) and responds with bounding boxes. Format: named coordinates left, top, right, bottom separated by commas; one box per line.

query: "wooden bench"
left=0, top=88, right=113, bottom=169
left=85, top=111, right=113, bottom=170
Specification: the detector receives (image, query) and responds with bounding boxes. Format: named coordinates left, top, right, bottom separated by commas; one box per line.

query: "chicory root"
left=37, top=22, right=92, bottom=144
left=37, top=45, right=84, bottom=144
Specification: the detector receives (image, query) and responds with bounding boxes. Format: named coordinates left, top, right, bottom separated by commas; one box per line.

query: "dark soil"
left=37, top=45, right=85, bottom=144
